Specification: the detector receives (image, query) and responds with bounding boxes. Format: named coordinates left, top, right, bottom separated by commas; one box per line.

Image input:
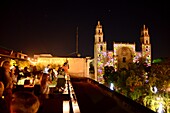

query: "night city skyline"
left=0, top=0, right=169, bottom=59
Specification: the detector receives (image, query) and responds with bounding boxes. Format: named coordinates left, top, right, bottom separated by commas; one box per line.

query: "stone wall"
left=37, top=57, right=91, bottom=78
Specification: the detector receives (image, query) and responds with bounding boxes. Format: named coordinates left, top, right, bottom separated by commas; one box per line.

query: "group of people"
left=0, top=60, right=40, bottom=113
left=0, top=60, right=70, bottom=113
left=40, top=62, right=69, bottom=95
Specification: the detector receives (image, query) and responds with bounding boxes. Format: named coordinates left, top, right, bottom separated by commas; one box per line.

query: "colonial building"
left=0, top=47, right=28, bottom=64
left=94, top=21, right=151, bottom=82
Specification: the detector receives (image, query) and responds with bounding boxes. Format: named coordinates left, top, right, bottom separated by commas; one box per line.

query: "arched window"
left=100, top=45, right=103, bottom=51
left=123, top=57, right=126, bottom=63
left=99, top=37, right=101, bottom=42
left=146, top=48, right=148, bottom=51
left=146, top=40, right=148, bottom=44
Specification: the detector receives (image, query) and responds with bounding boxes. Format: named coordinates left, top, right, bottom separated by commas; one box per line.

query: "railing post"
left=67, top=80, right=73, bottom=113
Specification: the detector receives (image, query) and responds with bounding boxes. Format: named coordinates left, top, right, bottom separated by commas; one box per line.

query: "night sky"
left=0, top=0, right=169, bottom=59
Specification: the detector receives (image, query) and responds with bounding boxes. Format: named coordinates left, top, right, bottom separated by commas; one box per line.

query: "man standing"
left=43, top=64, right=51, bottom=74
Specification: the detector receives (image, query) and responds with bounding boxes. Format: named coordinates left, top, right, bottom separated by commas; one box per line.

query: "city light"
left=110, top=83, right=114, bottom=90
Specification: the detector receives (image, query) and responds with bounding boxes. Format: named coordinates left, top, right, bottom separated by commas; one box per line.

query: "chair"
left=24, top=80, right=30, bottom=85
left=56, top=78, right=66, bottom=89
left=14, top=85, right=24, bottom=92
left=34, top=85, right=41, bottom=96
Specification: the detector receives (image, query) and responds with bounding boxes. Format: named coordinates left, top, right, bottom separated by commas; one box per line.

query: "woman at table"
left=40, top=73, right=50, bottom=98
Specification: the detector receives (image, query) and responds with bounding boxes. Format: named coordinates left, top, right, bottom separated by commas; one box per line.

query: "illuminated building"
left=0, top=47, right=28, bottom=64
left=94, top=21, right=151, bottom=82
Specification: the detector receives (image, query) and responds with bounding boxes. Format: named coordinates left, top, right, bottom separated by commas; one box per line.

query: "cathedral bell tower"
left=140, top=25, right=151, bottom=66
left=94, top=21, right=107, bottom=83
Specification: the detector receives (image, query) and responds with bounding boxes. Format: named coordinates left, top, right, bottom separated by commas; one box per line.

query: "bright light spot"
left=153, top=86, right=158, bottom=94
left=110, top=83, right=114, bottom=90
left=157, top=103, right=164, bottom=113
left=151, top=86, right=158, bottom=94
left=63, top=101, right=69, bottom=113
left=10, top=65, right=15, bottom=70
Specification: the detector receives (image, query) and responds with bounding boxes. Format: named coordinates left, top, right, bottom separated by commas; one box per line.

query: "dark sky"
left=0, top=0, right=169, bottom=59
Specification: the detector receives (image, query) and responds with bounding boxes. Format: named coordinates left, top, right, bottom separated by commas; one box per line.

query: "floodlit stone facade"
left=94, top=21, right=151, bottom=82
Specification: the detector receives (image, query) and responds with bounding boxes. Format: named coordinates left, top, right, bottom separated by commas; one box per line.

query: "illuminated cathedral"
left=94, top=21, right=151, bottom=82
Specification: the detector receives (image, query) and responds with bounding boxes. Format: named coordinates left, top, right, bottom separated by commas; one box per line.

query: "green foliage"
left=103, top=58, right=170, bottom=112
left=103, top=66, right=115, bottom=83
left=152, top=58, right=163, bottom=64
left=35, top=63, right=45, bottom=71
left=129, top=87, right=143, bottom=100
left=143, top=93, right=170, bottom=112
left=17, top=60, right=31, bottom=69
left=149, top=64, right=170, bottom=93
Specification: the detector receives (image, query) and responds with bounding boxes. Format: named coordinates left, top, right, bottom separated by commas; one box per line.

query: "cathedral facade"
left=94, top=21, right=151, bottom=82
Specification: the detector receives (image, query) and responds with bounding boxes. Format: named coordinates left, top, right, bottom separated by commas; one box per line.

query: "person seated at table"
left=24, top=72, right=34, bottom=87
left=58, top=69, right=65, bottom=78
left=40, top=73, right=50, bottom=95
left=23, top=67, right=30, bottom=78
left=10, top=91, right=40, bottom=113
left=0, top=81, right=10, bottom=113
